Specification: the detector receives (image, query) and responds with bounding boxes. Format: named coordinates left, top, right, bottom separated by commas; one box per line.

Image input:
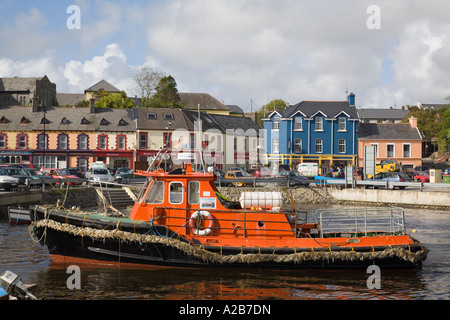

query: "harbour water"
left=0, top=206, right=448, bottom=301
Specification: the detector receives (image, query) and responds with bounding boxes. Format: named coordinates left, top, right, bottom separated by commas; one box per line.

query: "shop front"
left=94, top=150, right=134, bottom=170
left=0, top=150, right=33, bottom=167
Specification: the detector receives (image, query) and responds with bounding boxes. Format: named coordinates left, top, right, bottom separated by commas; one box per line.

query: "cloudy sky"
left=0, top=0, right=449, bottom=112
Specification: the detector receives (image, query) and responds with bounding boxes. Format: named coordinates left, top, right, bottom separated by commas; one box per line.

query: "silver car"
left=86, top=168, right=115, bottom=185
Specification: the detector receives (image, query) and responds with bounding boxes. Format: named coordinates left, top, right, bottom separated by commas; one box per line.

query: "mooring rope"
left=29, top=217, right=428, bottom=265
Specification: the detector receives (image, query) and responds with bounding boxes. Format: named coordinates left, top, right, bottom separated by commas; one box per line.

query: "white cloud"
left=1, top=1, right=450, bottom=110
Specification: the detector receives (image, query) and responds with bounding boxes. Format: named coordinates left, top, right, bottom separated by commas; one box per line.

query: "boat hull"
left=29, top=205, right=427, bottom=270
left=8, top=207, right=31, bottom=225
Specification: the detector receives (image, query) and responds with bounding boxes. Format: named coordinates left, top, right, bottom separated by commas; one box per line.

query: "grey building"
left=0, top=75, right=57, bottom=108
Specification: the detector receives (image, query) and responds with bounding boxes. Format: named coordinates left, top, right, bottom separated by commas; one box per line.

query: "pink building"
left=358, top=117, right=423, bottom=169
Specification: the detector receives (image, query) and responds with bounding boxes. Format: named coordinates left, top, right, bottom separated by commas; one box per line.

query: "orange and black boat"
left=30, top=163, right=428, bottom=270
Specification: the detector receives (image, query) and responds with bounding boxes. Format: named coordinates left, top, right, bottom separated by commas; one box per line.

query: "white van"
left=297, top=163, right=318, bottom=178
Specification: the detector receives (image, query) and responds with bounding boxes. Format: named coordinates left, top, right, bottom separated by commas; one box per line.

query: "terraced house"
left=263, top=93, right=359, bottom=173
left=0, top=97, right=136, bottom=171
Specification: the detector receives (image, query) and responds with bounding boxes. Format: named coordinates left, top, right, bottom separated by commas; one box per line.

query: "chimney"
left=32, top=95, right=39, bottom=112
left=347, top=92, right=355, bottom=106
left=409, top=116, right=418, bottom=128
left=89, top=98, right=95, bottom=114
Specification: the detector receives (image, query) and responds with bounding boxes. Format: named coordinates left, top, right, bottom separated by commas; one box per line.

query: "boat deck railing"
left=151, top=207, right=303, bottom=238
left=315, top=207, right=406, bottom=238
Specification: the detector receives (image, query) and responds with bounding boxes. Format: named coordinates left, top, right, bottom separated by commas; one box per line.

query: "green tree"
left=95, top=91, right=136, bottom=109
left=403, top=98, right=450, bottom=156
left=255, top=99, right=288, bottom=127
left=147, top=75, right=183, bottom=108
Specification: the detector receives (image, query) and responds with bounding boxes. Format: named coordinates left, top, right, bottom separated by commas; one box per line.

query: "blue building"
left=263, top=93, right=359, bottom=173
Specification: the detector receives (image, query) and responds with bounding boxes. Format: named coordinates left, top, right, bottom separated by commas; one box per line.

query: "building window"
left=78, top=134, right=88, bottom=150
left=403, top=144, right=411, bottom=158
left=57, top=134, right=68, bottom=150
left=17, top=134, right=28, bottom=149
left=338, top=117, right=346, bottom=131
left=163, top=133, right=172, bottom=149
left=338, top=139, right=346, bottom=153
left=190, top=133, right=195, bottom=150
left=0, top=134, right=6, bottom=149
left=98, top=135, right=108, bottom=150
left=371, top=143, right=379, bottom=158
left=37, top=133, right=48, bottom=150
left=294, top=117, right=302, bottom=130
left=273, top=117, right=279, bottom=130
left=163, top=113, right=174, bottom=120
left=294, top=138, right=302, bottom=153
left=19, top=96, right=27, bottom=105
left=147, top=113, right=156, bottom=120
left=387, top=144, right=395, bottom=158
left=117, top=135, right=126, bottom=150
left=315, top=117, right=323, bottom=131
left=78, top=158, right=88, bottom=173
left=315, top=139, right=323, bottom=153
left=139, top=133, right=147, bottom=149
left=272, top=138, right=279, bottom=153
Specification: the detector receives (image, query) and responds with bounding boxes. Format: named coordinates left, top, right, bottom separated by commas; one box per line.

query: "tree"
left=132, top=66, right=164, bottom=108
left=255, top=99, right=288, bottom=127
left=95, top=91, right=136, bottom=109
left=402, top=97, right=450, bottom=156
left=147, top=75, right=183, bottom=108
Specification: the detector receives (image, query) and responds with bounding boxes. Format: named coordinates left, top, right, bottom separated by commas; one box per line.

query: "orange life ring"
left=189, top=210, right=214, bottom=236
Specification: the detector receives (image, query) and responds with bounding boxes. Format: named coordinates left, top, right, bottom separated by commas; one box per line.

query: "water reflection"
left=1, top=206, right=449, bottom=300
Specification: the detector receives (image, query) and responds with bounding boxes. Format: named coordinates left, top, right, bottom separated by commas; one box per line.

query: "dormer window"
left=0, top=116, right=9, bottom=124
left=147, top=113, right=156, bottom=120
left=163, top=113, right=174, bottom=120
left=118, top=119, right=128, bottom=126
left=20, top=116, right=30, bottom=124
left=61, top=117, right=70, bottom=125
left=40, top=117, right=50, bottom=124
left=81, top=117, right=90, bottom=125
left=100, top=118, right=110, bottom=126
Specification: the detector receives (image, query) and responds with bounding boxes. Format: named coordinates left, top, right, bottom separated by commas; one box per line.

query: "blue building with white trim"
left=263, top=93, right=359, bottom=173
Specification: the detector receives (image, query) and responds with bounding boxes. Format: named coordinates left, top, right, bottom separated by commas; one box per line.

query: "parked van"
left=297, top=163, right=318, bottom=178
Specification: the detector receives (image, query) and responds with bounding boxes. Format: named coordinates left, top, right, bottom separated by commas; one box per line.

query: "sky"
left=0, top=0, right=449, bottom=112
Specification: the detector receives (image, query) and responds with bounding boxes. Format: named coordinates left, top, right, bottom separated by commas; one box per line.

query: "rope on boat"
left=29, top=216, right=429, bottom=265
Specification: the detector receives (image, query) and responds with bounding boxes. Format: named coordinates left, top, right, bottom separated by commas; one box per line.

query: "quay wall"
left=326, top=187, right=450, bottom=210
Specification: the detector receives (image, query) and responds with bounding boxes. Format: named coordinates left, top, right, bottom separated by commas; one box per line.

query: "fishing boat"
left=8, top=206, right=31, bottom=225
left=29, top=161, right=428, bottom=270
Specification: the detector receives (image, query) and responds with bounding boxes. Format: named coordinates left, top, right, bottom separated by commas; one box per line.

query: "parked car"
left=3, top=167, right=44, bottom=188
left=411, top=170, right=429, bottom=183
left=413, top=166, right=430, bottom=172
left=279, top=170, right=310, bottom=187
left=67, top=167, right=83, bottom=178
left=43, top=169, right=83, bottom=186
left=114, top=169, right=136, bottom=183
left=2, top=167, right=33, bottom=188
left=369, top=171, right=411, bottom=189
left=0, top=169, right=20, bottom=191
left=251, top=167, right=277, bottom=178
left=86, top=168, right=115, bottom=185
left=30, top=168, right=60, bottom=187
left=224, top=170, right=252, bottom=187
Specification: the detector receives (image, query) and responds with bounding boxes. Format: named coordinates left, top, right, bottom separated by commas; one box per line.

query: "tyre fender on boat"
left=189, top=210, right=214, bottom=236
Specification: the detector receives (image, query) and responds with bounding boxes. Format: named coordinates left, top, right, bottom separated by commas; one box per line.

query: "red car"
left=251, top=167, right=279, bottom=177
left=43, top=168, right=83, bottom=186
left=411, top=170, right=429, bottom=183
